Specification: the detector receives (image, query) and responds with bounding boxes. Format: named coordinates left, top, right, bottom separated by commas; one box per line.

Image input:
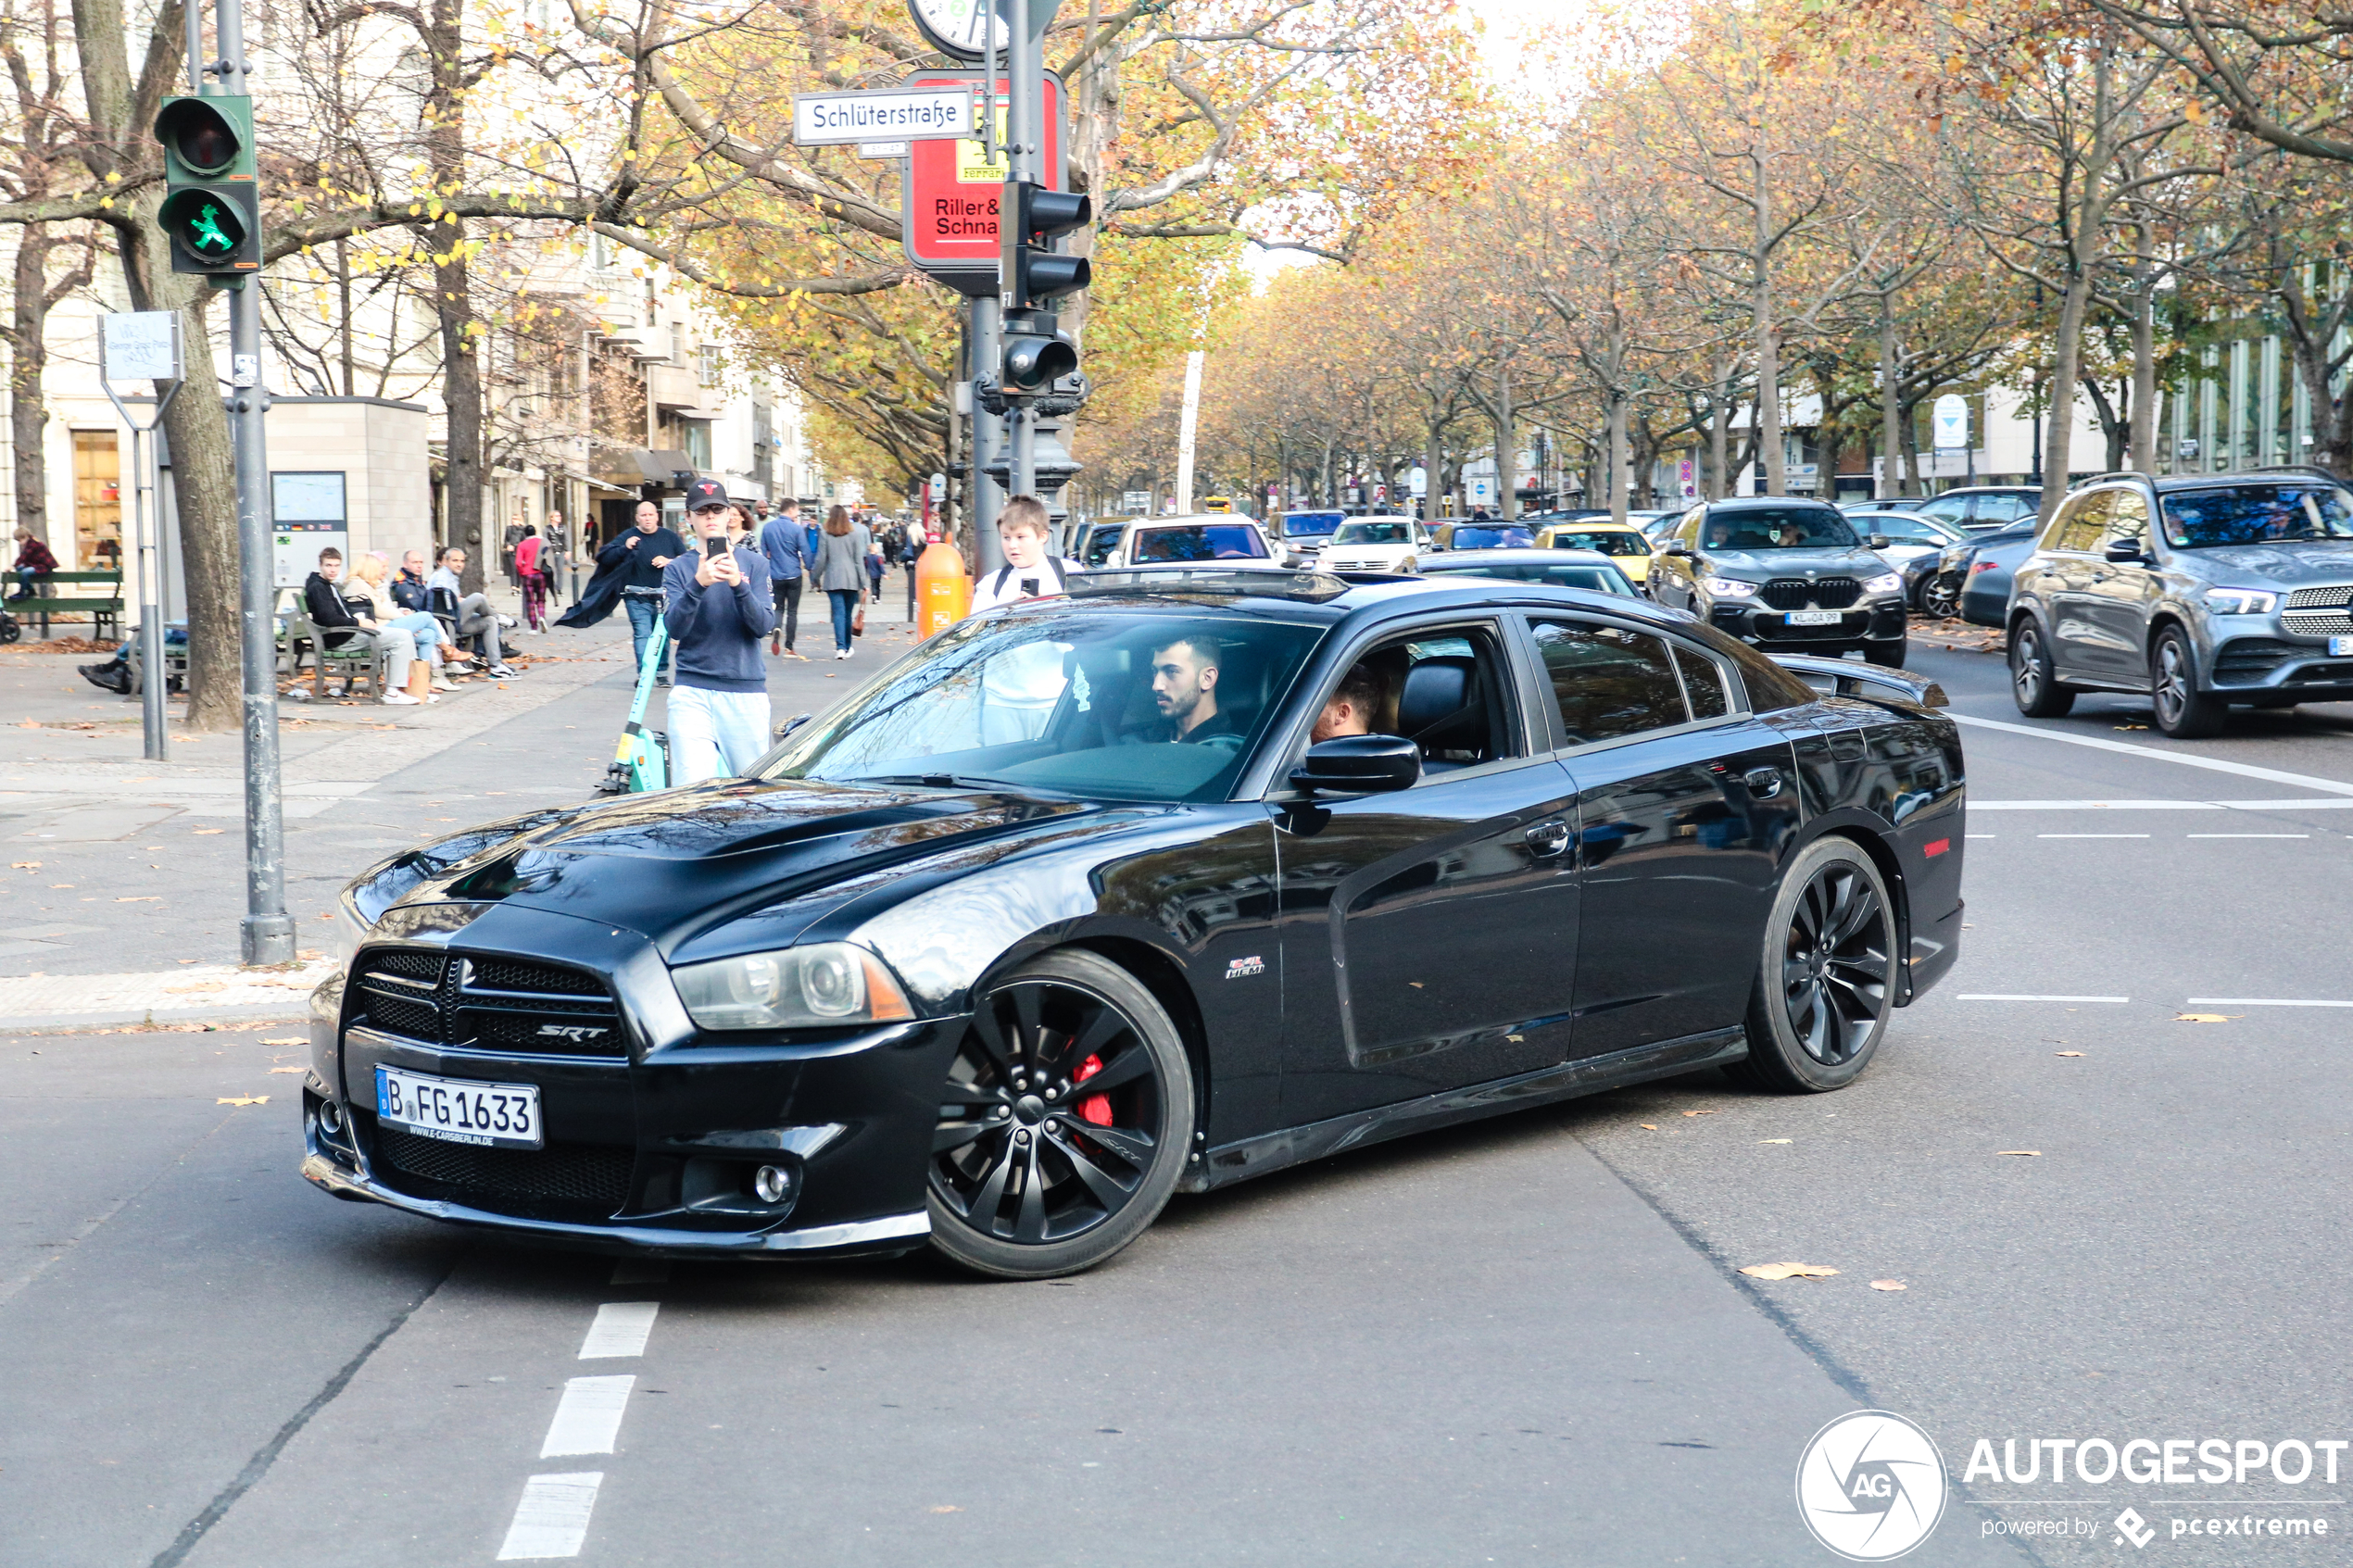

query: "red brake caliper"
left=1073, top=1053, right=1114, bottom=1126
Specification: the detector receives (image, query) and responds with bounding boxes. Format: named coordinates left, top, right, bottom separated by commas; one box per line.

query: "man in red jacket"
left=9, top=528, right=57, bottom=601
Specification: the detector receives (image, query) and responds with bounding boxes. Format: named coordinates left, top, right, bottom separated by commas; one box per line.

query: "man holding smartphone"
left=661, top=479, right=777, bottom=784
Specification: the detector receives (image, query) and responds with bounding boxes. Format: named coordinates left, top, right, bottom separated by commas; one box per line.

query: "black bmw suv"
left=1648, top=498, right=1911, bottom=666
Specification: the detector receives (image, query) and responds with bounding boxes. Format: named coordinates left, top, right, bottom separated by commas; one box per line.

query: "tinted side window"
left=2105, top=491, right=2151, bottom=552
left=1980, top=495, right=2035, bottom=523
left=1531, top=621, right=1690, bottom=745
left=1673, top=645, right=1730, bottom=719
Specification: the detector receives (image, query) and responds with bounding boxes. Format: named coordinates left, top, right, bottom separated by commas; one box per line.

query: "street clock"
left=908, top=0, right=1007, bottom=58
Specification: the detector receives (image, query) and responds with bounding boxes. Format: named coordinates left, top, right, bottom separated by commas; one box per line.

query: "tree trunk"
left=2277, top=257, right=2353, bottom=480
left=1423, top=413, right=1444, bottom=522
left=2040, top=271, right=2095, bottom=522
left=1879, top=296, right=1905, bottom=497
left=1708, top=360, right=1732, bottom=501
left=1753, top=158, right=1784, bottom=497
left=1607, top=393, right=1630, bottom=525
left=1494, top=362, right=1516, bottom=522
left=2127, top=234, right=2158, bottom=472
left=425, top=0, right=487, bottom=593
left=6, top=231, right=58, bottom=544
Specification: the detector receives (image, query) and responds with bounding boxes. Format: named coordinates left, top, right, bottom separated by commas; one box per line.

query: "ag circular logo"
left=1795, top=1410, right=1947, bottom=1561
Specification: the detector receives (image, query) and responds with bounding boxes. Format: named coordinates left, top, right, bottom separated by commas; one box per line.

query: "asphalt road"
left=6, top=635, right=2350, bottom=1566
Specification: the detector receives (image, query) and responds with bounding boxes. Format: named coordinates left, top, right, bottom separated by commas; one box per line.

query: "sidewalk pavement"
left=0, top=571, right=927, bottom=1029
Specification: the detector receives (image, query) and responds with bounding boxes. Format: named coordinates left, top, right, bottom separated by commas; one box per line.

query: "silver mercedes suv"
left=2007, top=467, right=2353, bottom=736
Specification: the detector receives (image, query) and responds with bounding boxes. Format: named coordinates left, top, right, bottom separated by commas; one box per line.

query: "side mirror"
left=1663, top=543, right=1692, bottom=558
left=1287, top=734, right=1420, bottom=796
left=1869, top=533, right=1892, bottom=550
left=2104, top=539, right=2148, bottom=564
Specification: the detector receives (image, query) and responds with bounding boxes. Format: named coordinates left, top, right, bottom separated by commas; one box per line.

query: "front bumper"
left=1709, top=598, right=1907, bottom=646
left=303, top=910, right=964, bottom=1259
left=2209, top=629, right=2353, bottom=698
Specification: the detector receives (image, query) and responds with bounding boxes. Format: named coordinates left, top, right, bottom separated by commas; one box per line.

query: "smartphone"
left=704, top=531, right=724, bottom=558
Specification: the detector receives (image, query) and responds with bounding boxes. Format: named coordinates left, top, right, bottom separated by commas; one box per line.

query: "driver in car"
left=1130, top=634, right=1242, bottom=746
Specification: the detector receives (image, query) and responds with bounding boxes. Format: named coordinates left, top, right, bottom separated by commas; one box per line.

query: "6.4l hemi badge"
left=1225, top=955, right=1265, bottom=980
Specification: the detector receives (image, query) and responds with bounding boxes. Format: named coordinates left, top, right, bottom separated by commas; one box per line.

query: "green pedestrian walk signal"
left=154, top=96, right=262, bottom=276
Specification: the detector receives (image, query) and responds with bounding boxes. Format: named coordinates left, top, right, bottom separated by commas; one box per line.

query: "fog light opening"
left=753, top=1164, right=791, bottom=1204
left=318, top=1098, right=346, bottom=1135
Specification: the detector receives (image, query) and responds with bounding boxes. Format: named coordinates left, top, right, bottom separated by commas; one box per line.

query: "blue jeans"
left=625, top=595, right=670, bottom=677
left=827, top=588, right=859, bottom=652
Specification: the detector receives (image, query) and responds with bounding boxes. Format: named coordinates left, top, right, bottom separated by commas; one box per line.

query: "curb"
left=0, top=1004, right=311, bottom=1036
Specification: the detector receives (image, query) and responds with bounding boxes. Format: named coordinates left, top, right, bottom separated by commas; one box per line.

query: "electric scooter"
left=596, top=622, right=671, bottom=794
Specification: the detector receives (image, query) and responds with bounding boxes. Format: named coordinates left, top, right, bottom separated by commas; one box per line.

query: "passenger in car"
left=1311, top=659, right=1390, bottom=743
left=1129, top=634, right=1242, bottom=746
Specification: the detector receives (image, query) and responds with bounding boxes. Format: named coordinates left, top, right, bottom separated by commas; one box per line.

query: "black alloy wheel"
left=2149, top=626, right=2227, bottom=738
left=2008, top=620, right=2074, bottom=717
left=928, top=949, right=1193, bottom=1279
left=1920, top=571, right=1961, bottom=621
left=1731, top=836, right=1895, bottom=1093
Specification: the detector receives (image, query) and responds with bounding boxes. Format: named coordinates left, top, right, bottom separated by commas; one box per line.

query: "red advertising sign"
left=902, top=70, right=1064, bottom=295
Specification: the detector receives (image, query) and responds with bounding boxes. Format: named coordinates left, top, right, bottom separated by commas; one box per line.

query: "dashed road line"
left=2186, top=997, right=2353, bottom=1009
left=2037, top=833, right=2149, bottom=838
left=579, top=1302, right=661, bottom=1360
left=497, top=1473, right=605, bottom=1562
left=2186, top=834, right=2309, bottom=839
left=1957, top=995, right=2131, bottom=1003
left=541, top=1374, right=636, bottom=1458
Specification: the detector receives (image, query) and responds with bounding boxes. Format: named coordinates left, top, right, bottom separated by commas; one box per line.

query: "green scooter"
left=596, top=622, right=671, bottom=794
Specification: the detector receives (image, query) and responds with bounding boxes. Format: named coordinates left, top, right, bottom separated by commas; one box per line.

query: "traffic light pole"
left=216, top=0, right=292, bottom=966
left=1004, top=0, right=1038, bottom=502
left=971, top=294, right=1005, bottom=573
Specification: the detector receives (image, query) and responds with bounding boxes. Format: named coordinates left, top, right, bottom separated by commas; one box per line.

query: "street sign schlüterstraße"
left=793, top=86, right=977, bottom=147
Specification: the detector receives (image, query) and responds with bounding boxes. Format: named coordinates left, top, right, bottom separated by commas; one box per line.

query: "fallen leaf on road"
left=929, top=1506, right=962, bottom=1514
left=2056, top=1050, right=2084, bottom=1057
left=1760, top=1138, right=1793, bottom=1144
left=2113, top=723, right=2147, bottom=731
left=1740, top=1261, right=1838, bottom=1281
left=1996, top=1149, right=2042, bottom=1157
left=216, top=1096, right=269, bottom=1107
left=1407, top=982, right=1424, bottom=988
left=49, top=884, right=71, bottom=888
left=116, top=896, right=160, bottom=903
left=9, top=861, right=37, bottom=871
left=1870, top=1280, right=1907, bottom=1292
left=259, top=1036, right=307, bottom=1046
left=192, top=828, right=223, bottom=834
left=2174, top=1012, right=2236, bottom=1023
left=1681, top=1109, right=1718, bottom=1117
left=1638, top=1123, right=1658, bottom=1130
left=268, top=1066, right=304, bottom=1073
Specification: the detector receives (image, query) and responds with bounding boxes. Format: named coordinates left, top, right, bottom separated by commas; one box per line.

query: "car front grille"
left=2214, top=638, right=2297, bottom=683
left=2281, top=584, right=2353, bottom=636
left=1759, top=577, right=1861, bottom=610
left=372, top=1122, right=635, bottom=1208
left=352, top=947, right=626, bottom=1057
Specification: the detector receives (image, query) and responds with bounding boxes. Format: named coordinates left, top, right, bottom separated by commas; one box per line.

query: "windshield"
left=1422, top=560, right=1636, bottom=595
left=1701, top=508, right=1858, bottom=550
left=1332, top=521, right=1415, bottom=546
left=1131, top=524, right=1268, bottom=562
left=1080, top=526, right=1126, bottom=567
left=2161, top=484, right=2353, bottom=549
left=1544, top=529, right=1649, bottom=557
left=1280, top=510, right=1345, bottom=541
left=1447, top=525, right=1533, bottom=550
left=760, top=607, right=1325, bottom=803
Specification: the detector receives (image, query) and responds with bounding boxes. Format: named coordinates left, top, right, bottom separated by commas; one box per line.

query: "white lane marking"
left=2186, top=997, right=2353, bottom=1009
left=2186, top=833, right=2309, bottom=838
left=1949, top=713, right=2353, bottom=796
left=579, top=1302, right=661, bottom=1360
left=2037, top=833, right=2149, bottom=838
left=610, top=1260, right=671, bottom=1286
left=1967, top=834, right=1996, bottom=839
left=497, top=1473, right=604, bottom=1561
left=1957, top=995, right=2131, bottom=1003
left=1969, top=797, right=2353, bottom=810
left=540, top=1375, right=636, bottom=1457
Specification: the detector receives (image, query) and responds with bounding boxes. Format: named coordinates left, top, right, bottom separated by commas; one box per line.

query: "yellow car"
left=1530, top=520, right=1655, bottom=583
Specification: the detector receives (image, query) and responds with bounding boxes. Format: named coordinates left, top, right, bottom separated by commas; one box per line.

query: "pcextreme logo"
left=1796, top=1410, right=1949, bottom=1561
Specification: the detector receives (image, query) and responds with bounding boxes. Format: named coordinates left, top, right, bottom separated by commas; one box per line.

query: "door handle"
left=1742, top=767, right=1784, bottom=797
left=1524, top=818, right=1571, bottom=857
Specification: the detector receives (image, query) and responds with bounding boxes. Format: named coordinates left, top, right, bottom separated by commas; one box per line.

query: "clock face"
left=909, top=0, right=1006, bottom=59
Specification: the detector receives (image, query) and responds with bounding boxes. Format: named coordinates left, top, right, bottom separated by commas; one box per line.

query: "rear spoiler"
left=1768, top=654, right=1949, bottom=709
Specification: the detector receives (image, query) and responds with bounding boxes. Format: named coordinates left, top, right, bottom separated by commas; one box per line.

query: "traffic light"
left=1000, top=317, right=1077, bottom=392
left=154, top=96, right=261, bottom=276
left=999, top=178, right=1089, bottom=312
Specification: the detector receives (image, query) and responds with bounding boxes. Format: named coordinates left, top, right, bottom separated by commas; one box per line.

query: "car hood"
left=371, top=779, right=1101, bottom=949
left=1703, top=547, right=1889, bottom=579
left=2172, top=540, right=2353, bottom=585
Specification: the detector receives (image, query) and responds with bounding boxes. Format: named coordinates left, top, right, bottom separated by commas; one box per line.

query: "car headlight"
left=672, top=943, right=915, bottom=1031
left=1702, top=576, right=1758, bottom=597
left=2204, top=587, right=2277, bottom=616
left=1863, top=571, right=1904, bottom=595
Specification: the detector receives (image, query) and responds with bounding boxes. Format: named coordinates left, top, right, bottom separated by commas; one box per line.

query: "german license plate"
left=1787, top=609, right=1843, bottom=626
left=2331, top=635, right=2353, bottom=656
left=374, top=1065, right=542, bottom=1150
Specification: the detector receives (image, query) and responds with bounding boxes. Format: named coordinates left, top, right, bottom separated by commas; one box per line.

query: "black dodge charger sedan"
left=304, top=569, right=1966, bottom=1279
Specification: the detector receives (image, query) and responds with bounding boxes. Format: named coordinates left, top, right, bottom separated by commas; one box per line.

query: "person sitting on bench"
left=426, top=547, right=519, bottom=678
left=303, top=546, right=427, bottom=705
left=8, top=529, right=57, bottom=601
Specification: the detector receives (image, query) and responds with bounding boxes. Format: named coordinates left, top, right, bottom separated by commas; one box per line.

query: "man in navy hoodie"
left=661, top=479, right=777, bottom=784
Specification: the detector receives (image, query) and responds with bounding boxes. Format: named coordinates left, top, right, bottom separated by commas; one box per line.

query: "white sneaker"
left=430, top=676, right=458, bottom=693
left=381, top=690, right=422, bottom=705
left=487, top=663, right=519, bottom=679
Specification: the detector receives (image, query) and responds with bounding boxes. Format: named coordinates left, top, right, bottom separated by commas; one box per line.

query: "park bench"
left=10, top=570, right=124, bottom=640
left=284, top=603, right=384, bottom=699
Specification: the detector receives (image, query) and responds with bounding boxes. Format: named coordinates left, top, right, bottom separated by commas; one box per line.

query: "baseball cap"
left=686, top=478, right=729, bottom=511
